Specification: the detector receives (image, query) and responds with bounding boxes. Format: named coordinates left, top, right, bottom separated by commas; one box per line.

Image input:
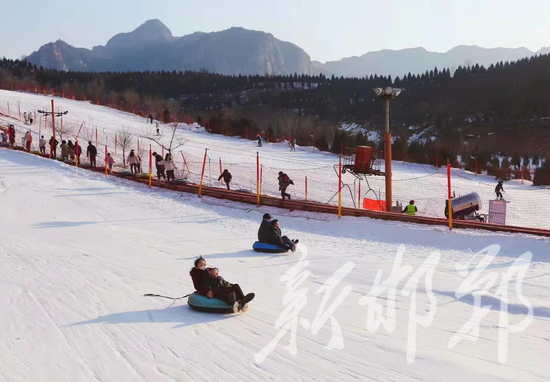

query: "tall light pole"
left=374, top=86, right=402, bottom=210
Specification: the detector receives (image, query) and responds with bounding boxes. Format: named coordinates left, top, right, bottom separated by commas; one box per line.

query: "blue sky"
left=2, top=0, right=550, bottom=62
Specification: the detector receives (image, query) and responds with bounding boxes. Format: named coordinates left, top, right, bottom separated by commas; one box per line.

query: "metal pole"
left=384, top=98, right=392, bottom=210
left=51, top=100, right=56, bottom=159
left=305, top=176, right=308, bottom=201
left=338, top=155, right=342, bottom=218
left=447, top=159, right=452, bottom=230
left=256, top=152, right=260, bottom=206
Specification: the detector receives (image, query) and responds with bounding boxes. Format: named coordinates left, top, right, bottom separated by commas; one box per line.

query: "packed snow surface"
left=1, top=90, right=550, bottom=381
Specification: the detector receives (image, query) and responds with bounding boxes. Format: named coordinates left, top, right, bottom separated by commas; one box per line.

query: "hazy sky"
left=2, top=0, right=550, bottom=62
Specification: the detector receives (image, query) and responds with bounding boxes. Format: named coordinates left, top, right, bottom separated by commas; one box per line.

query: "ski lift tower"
left=374, top=86, right=402, bottom=209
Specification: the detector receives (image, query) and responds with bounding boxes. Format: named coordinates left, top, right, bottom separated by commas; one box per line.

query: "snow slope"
left=1, top=90, right=549, bottom=230
left=0, top=90, right=549, bottom=229
left=1, top=148, right=550, bottom=382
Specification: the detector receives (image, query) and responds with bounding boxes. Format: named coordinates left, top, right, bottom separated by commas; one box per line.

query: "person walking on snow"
left=218, top=169, right=232, bottom=190
left=39, top=135, right=46, bottom=155
left=87, top=141, right=97, bottom=167
left=8, top=125, right=15, bottom=147
left=49, top=136, right=59, bottom=158
left=403, top=200, right=418, bottom=215
left=291, top=139, right=296, bottom=152
left=495, top=181, right=504, bottom=199
left=127, top=149, right=139, bottom=175
left=278, top=171, right=293, bottom=200
left=23, top=112, right=28, bottom=125
left=1, top=132, right=7, bottom=144
left=28, top=112, right=33, bottom=125
left=107, top=153, right=115, bottom=170
left=60, top=140, right=69, bottom=159
left=164, top=153, right=177, bottom=181
left=256, top=134, right=262, bottom=147
left=152, top=152, right=166, bottom=180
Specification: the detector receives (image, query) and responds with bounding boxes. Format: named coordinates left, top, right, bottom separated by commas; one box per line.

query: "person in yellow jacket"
left=403, top=200, right=418, bottom=215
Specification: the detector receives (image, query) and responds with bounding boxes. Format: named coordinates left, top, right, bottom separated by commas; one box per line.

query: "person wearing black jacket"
left=87, top=141, right=97, bottom=167
left=204, top=267, right=254, bottom=311
left=278, top=171, right=293, bottom=200
left=218, top=169, right=232, bottom=190
left=49, top=136, right=59, bottom=158
left=152, top=152, right=166, bottom=180
left=269, top=219, right=298, bottom=252
left=258, top=213, right=274, bottom=242
left=495, top=181, right=504, bottom=199
left=189, top=256, right=213, bottom=297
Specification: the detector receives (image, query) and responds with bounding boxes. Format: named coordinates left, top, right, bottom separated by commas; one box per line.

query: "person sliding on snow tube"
left=257, top=213, right=274, bottom=243
left=204, top=267, right=254, bottom=312
left=269, top=219, right=298, bottom=252
left=190, top=256, right=213, bottom=298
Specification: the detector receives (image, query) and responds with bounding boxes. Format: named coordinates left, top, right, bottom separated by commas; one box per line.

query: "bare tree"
left=56, top=121, right=75, bottom=141
left=122, top=89, right=139, bottom=109
left=118, top=128, right=133, bottom=168
left=143, top=122, right=185, bottom=155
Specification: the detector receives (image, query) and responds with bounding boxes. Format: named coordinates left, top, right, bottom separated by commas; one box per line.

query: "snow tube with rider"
left=252, top=241, right=289, bottom=253
left=188, top=292, right=234, bottom=313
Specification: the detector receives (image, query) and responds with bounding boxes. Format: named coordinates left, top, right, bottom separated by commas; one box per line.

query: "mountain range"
left=27, top=19, right=550, bottom=78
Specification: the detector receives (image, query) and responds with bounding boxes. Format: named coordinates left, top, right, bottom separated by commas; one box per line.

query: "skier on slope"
left=256, top=134, right=262, bottom=147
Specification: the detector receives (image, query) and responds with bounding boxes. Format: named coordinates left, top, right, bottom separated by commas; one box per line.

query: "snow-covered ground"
left=2, top=131, right=550, bottom=380
left=1, top=90, right=548, bottom=230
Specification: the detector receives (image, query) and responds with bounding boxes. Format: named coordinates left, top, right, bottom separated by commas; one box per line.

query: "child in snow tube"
left=189, top=257, right=254, bottom=312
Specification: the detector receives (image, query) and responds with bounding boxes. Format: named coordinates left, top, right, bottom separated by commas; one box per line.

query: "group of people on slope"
left=152, top=152, right=178, bottom=181
left=59, top=140, right=83, bottom=162
left=190, top=256, right=255, bottom=312
left=258, top=213, right=298, bottom=252
left=22, top=112, right=34, bottom=125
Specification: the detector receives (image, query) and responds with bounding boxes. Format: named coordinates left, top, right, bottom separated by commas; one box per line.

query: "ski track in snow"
left=0, top=92, right=549, bottom=381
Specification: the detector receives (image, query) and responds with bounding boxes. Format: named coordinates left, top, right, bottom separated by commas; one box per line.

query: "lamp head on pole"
left=374, top=87, right=402, bottom=99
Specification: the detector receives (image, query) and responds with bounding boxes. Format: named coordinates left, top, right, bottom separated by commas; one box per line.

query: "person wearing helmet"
left=403, top=200, right=418, bottom=215
left=495, top=181, right=504, bottom=199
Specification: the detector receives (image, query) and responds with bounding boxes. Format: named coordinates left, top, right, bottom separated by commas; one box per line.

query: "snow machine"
left=444, top=192, right=486, bottom=222
left=187, top=292, right=234, bottom=313
left=252, top=241, right=289, bottom=253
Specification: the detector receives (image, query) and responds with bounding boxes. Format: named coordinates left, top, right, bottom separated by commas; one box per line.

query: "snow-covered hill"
left=0, top=89, right=548, bottom=229
left=1, top=91, right=550, bottom=381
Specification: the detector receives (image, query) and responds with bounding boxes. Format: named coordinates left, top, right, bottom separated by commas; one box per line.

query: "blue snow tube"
left=188, top=292, right=234, bottom=313
left=252, top=241, right=289, bottom=253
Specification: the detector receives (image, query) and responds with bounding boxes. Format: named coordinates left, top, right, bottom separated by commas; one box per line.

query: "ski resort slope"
left=1, top=148, right=550, bottom=382
left=0, top=89, right=549, bottom=230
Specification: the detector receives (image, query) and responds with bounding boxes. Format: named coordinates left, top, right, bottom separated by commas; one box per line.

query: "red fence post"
left=83, top=94, right=86, bottom=102
left=219, top=158, right=223, bottom=185
left=149, top=145, right=153, bottom=188
left=305, top=176, right=308, bottom=201
left=199, top=149, right=208, bottom=197
left=521, top=166, right=524, bottom=184
left=338, top=155, right=342, bottom=218
left=105, top=145, right=108, bottom=177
